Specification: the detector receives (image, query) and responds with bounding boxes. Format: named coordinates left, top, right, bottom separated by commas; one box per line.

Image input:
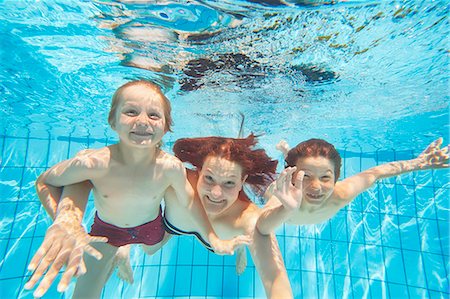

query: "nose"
left=136, top=113, right=150, bottom=126
left=210, top=185, right=222, bottom=199
left=309, top=179, right=321, bottom=191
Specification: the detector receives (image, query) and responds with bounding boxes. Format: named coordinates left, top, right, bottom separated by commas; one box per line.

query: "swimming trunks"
left=90, top=207, right=165, bottom=247
left=163, top=217, right=214, bottom=252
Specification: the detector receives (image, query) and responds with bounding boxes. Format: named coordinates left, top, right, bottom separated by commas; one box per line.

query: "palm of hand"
left=417, top=138, right=449, bottom=169
left=273, top=168, right=303, bottom=210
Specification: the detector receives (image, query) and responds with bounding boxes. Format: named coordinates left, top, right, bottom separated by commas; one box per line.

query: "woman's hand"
left=209, top=234, right=251, bottom=255
left=24, top=220, right=107, bottom=298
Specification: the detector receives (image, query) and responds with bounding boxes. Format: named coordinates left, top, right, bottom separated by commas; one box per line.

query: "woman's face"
left=197, top=156, right=247, bottom=216
left=295, top=156, right=336, bottom=206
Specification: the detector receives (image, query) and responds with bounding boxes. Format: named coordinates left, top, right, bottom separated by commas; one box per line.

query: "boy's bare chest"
left=93, top=164, right=170, bottom=202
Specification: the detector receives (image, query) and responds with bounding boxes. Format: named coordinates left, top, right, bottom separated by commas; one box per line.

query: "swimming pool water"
left=0, top=133, right=448, bottom=298
left=1, top=0, right=449, bottom=298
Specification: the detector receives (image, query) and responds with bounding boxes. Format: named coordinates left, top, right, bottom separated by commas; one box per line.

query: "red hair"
left=173, top=134, right=277, bottom=196
left=285, top=138, right=342, bottom=182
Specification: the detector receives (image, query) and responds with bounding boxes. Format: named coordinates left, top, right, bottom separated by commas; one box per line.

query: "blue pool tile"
left=10, top=202, right=41, bottom=239
left=332, top=241, right=350, bottom=276
left=300, top=238, right=317, bottom=272
left=403, top=249, right=427, bottom=289
left=398, top=216, right=421, bottom=252
left=156, top=265, right=176, bottom=296
left=190, top=266, right=207, bottom=296
left=330, top=211, right=348, bottom=242
left=380, top=214, right=401, bottom=249
left=19, top=168, right=41, bottom=202
left=222, top=266, right=238, bottom=298
left=395, top=185, right=416, bottom=217
left=238, top=266, right=254, bottom=297
left=378, top=183, right=397, bottom=214
left=141, top=266, right=161, bottom=298
left=362, top=212, right=382, bottom=246
left=207, top=266, right=223, bottom=297
left=284, top=223, right=299, bottom=237
left=415, top=186, right=437, bottom=219
left=348, top=244, right=368, bottom=279
left=435, top=187, right=450, bottom=221
left=122, top=265, right=143, bottom=298
left=332, top=274, right=351, bottom=298
left=26, top=138, right=50, bottom=167
left=346, top=210, right=364, bottom=244
left=2, top=137, right=27, bottom=167
left=1, top=277, right=23, bottom=299
left=369, top=279, right=388, bottom=299
left=417, top=218, right=443, bottom=255
left=67, top=139, right=89, bottom=158
left=285, top=237, right=300, bottom=270
left=192, top=240, right=208, bottom=264
left=360, top=190, right=379, bottom=214
left=174, top=265, right=193, bottom=296
left=0, top=168, right=22, bottom=201
left=429, top=290, right=448, bottom=299
left=317, top=273, right=335, bottom=298
left=254, top=267, right=265, bottom=298
left=413, top=170, right=433, bottom=188
left=223, top=250, right=236, bottom=266
left=208, top=248, right=224, bottom=266
left=1, top=203, right=18, bottom=234
left=365, top=245, right=385, bottom=280
left=408, top=286, right=429, bottom=298
left=0, top=237, right=31, bottom=279
left=351, top=276, right=370, bottom=298
left=300, top=271, right=318, bottom=299
left=422, top=252, right=447, bottom=292
left=48, top=138, right=70, bottom=165
left=388, top=282, right=409, bottom=298
left=177, top=236, right=194, bottom=265
left=383, top=247, right=407, bottom=285
left=432, top=168, right=450, bottom=189
left=315, top=240, right=334, bottom=274
left=160, top=238, right=178, bottom=265
left=287, top=270, right=301, bottom=298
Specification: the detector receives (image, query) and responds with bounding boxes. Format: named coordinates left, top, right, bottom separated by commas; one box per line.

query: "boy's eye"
left=124, top=110, right=138, bottom=116
left=303, top=174, right=310, bottom=179
left=321, top=176, right=331, bottom=181
left=204, top=175, right=214, bottom=183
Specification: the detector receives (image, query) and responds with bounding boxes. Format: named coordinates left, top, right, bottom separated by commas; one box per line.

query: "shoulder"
left=239, top=199, right=262, bottom=234
left=70, top=147, right=111, bottom=170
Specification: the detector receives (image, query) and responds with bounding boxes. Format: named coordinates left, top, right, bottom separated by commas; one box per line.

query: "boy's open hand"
left=24, top=221, right=107, bottom=298
left=417, top=137, right=449, bottom=170
left=273, top=167, right=304, bottom=210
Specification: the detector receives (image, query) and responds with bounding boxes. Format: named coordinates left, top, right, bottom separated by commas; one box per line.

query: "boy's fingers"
left=84, top=245, right=103, bottom=260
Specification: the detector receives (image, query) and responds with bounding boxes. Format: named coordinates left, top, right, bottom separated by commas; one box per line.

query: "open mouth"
left=205, top=195, right=225, bottom=204
left=306, top=193, right=323, bottom=200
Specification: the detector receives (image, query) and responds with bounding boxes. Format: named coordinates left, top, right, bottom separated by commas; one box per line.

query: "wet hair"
left=108, top=80, right=173, bottom=132
left=173, top=134, right=278, bottom=196
left=285, top=138, right=341, bottom=182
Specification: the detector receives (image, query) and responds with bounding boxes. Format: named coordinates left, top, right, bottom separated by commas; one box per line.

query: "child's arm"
left=167, top=161, right=250, bottom=254
left=335, top=138, right=449, bottom=204
left=250, top=230, right=293, bottom=299
left=26, top=181, right=107, bottom=298
left=256, top=168, right=304, bottom=235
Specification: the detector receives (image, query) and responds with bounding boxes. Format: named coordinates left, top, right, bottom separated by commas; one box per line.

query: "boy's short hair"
left=285, top=138, right=342, bottom=182
left=108, top=80, right=173, bottom=132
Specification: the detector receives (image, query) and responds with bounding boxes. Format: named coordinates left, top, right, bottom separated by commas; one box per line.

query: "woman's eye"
left=224, top=181, right=236, bottom=188
left=204, top=175, right=214, bottom=183
left=149, top=113, right=160, bottom=120
left=321, top=176, right=331, bottom=181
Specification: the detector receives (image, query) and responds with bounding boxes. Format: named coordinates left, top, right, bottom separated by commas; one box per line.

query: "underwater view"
left=0, top=0, right=449, bottom=298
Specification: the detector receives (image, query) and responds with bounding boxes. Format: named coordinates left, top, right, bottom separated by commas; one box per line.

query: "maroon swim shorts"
left=90, top=207, right=165, bottom=247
